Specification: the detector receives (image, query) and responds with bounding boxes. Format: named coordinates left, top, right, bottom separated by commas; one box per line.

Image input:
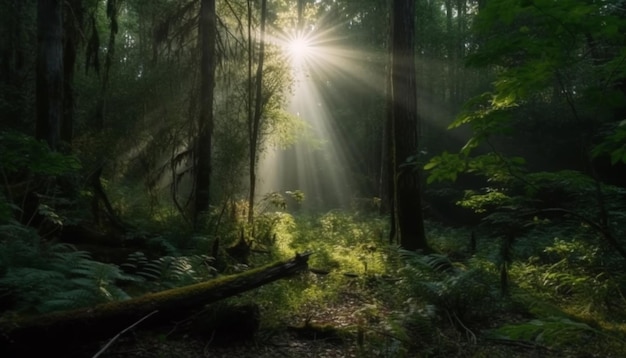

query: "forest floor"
left=100, top=289, right=367, bottom=358
left=96, top=287, right=569, bottom=358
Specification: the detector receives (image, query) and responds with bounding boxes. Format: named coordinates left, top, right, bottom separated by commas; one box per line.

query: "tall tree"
left=247, top=0, right=269, bottom=224
left=389, top=0, right=428, bottom=251
left=35, top=0, right=64, bottom=150
left=61, top=0, right=86, bottom=148
left=194, top=0, right=217, bottom=227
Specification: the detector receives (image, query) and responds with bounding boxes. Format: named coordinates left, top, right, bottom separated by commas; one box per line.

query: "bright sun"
left=286, top=35, right=312, bottom=63
left=288, top=37, right=310, bottom=56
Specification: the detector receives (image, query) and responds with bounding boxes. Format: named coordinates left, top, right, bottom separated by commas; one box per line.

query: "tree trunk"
left=0, top=253, right=312, bottom=356
left=61, top=0, right=84, bottom=148
left=194, top=0, right=217, bottom=227
left=390, top=0, right=428, bottom=251
left=248, top=0, right=268, bottom=225
left=35, top=0, right=63, bottom=150
left=382, top=40, right=397, bottom=242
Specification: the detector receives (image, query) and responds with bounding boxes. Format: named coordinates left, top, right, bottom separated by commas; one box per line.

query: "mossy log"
left=0, top=252, right=311, bottom=356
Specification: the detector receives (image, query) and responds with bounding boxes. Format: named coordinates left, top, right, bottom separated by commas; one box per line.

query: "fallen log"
left=0, top=252, right=311, bottom=356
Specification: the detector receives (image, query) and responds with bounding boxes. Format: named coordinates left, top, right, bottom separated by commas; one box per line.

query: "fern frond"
left=41, top=288, right=98, bottom=312
left=70, top=277, right=97, bottom=288
left=400, top=250, right=455, bottom=274
left=8, top=267, right=66, bottom=282
left=423, top=254, right=456, bottom=273
left=100, top=285, right=132, bottom=301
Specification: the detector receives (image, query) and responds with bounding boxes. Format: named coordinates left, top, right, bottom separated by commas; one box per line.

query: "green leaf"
left=607, top=146, right=626, bottom=165
left=423, top=160, right=439, bottom=171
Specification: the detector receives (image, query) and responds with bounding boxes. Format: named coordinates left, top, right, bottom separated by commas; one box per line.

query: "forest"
left=1, top=0, right=626, bottom=357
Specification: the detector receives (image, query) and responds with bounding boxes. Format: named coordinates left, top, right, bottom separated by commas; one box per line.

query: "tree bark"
left=194, top=0, right=217, bottom=227
left=390, top=0, right=428, bottom=251
left=35, top=0, right=63, bottom=150
left=0, top=252, right=312, bottom=356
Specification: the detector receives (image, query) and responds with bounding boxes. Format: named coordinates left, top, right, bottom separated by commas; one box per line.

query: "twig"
left=203, top=330, right=216, bottom=357
left=452, top=311, right=477, bottom=344
left=92, top=310, right=159, bottom=358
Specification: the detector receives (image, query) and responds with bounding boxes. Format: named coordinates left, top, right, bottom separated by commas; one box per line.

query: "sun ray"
left=259, top=21, right=391, bottom=211
left=257, top=1, right=485, bottom=211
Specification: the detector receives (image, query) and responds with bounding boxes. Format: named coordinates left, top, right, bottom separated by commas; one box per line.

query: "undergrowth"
left=2, top=179, right=626, bottom=357
left=0, top=225, right=139, bottom=313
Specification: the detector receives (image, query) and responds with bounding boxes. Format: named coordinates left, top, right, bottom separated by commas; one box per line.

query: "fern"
left=42, top=288, right=98, bottom=313
left=121, top=251, right=216, bottom=290
left=0, top=267, right=68, bottom=311
left=0, top=228, right=139, bottom=313
left=399, top=250, right=500, bottom=323
left=400, top=250, right=457, bottom=275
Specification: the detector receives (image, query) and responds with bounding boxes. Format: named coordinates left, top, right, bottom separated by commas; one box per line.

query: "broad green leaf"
left=423, top=160, right=439, bottom=171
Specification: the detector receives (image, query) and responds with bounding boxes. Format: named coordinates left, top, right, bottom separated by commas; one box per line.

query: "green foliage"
left=524, top=171, right=626, bottom=231
left=398, top=250, right=500, bottom=323
left=510, top=233, right=622, bottom=315
left=252, top=210, right=297, bottom=259
left=425, top=223, right=475, bottom=255
left=265, top=108, right=308, bottom=149
left=457, top=188, right=512, bottom=213
left=525, top=170, right=597, bottom=194
left=489, top=317, right=597, bottom=348
left=291, top=212, right=388, bottom=275
left=448, top=92, right=517, bottom=149
left=231, top=210, right=392, bottom=337
left=423, top=151, right=466, bottom=183
left=0, top=226, right=137, bottom=313
left=424, top=151, right=526, bottom=185
left=255, top=190, right=304, bottom=213
left=0, top=131, right=81, bottom=175
left=0, top=131, right=82, bottom=229
left=121, top=251, right=217, bottom=290
left=384, top=222, right=626, bottom=356
left=592, top=120, right=626, bottom=165
left=425, top=0, right=626, bottom=206
left=0, top=219, right=218, bottom=314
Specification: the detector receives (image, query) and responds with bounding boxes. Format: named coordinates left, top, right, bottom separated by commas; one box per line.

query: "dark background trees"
left=2, top=0, right=624, bottom=274
left=2, top=0, right=626, bottom=356
left=35, top=0, right=63, bottom=150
